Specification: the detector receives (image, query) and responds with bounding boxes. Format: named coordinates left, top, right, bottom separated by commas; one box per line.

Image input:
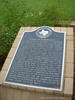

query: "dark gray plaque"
left=5, top=26, right=66, bottom=91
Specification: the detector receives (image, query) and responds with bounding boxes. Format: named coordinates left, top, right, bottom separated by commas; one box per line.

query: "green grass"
left=25, top=0, right=75, bottom=20
left=0, top=0, right=75, bottom=69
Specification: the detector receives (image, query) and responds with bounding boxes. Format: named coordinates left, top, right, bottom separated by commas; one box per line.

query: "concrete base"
left=0, top=27, right=74, bottom=100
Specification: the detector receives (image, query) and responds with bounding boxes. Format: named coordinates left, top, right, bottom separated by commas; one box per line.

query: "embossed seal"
left=36, top=26, right=52, bottom=38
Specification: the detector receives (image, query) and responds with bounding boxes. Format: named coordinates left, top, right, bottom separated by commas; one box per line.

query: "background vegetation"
left=0, top=0, right=75, bottom=70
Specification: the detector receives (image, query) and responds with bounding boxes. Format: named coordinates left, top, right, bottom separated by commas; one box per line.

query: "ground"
left=0, top=1, right=75, bottom=99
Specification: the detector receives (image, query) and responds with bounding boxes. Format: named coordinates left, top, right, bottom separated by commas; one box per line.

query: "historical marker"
left=5, top=26, right=66, bottom=91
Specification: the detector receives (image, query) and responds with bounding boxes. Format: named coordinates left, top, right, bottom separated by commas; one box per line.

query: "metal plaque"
left=5, top=26, right=66, bottom=91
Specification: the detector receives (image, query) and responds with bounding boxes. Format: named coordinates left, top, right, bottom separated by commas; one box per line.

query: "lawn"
left=0, top=0, right=75, bottom=70
left=25, top=0, right=75, bottom=20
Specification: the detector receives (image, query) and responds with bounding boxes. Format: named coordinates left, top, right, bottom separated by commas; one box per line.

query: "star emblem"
left=39, top=30, right=48, bottom=36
